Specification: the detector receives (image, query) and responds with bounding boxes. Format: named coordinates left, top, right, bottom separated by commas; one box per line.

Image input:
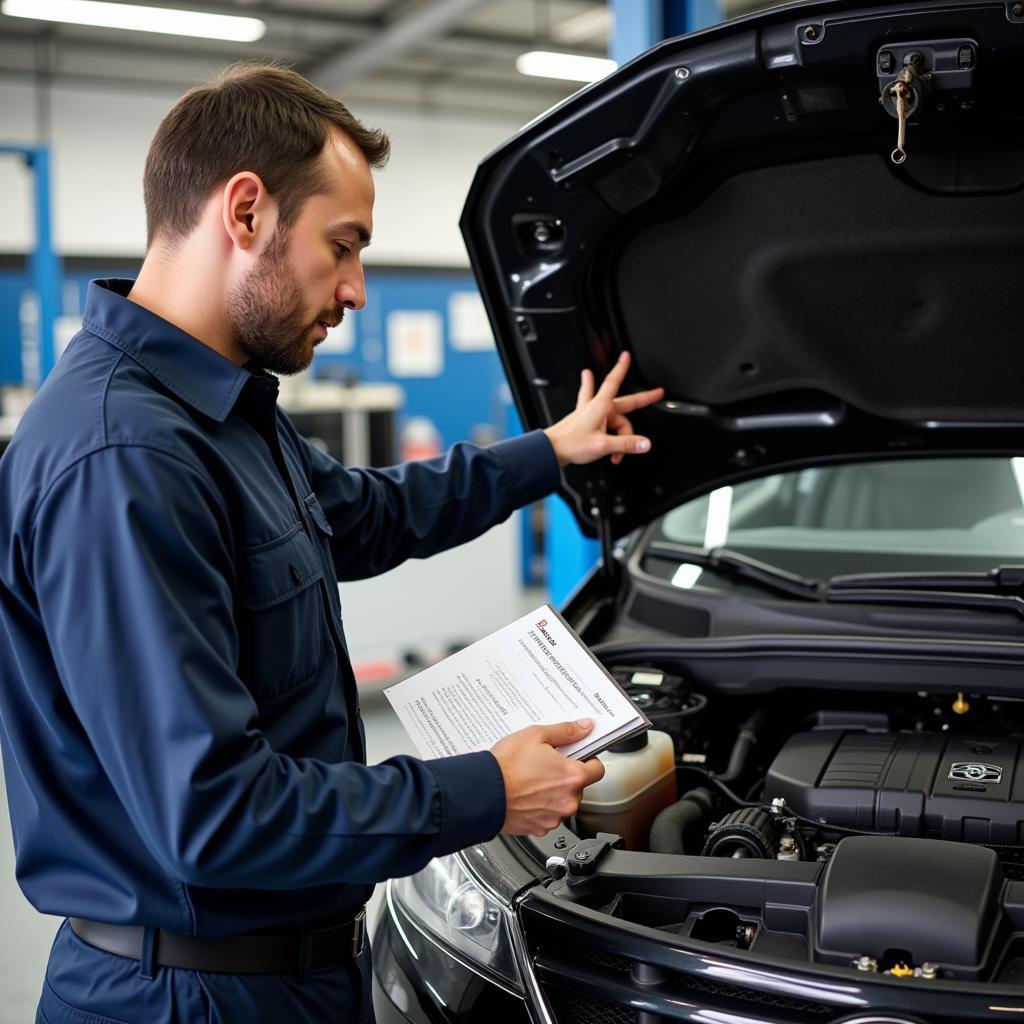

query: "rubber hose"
left=717, top=708, right=768, bottom=783
left=649, top=787, right=714, bottom=855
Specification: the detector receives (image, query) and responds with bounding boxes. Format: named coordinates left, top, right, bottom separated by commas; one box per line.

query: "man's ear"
left=221, top=171, right=274, bottom=252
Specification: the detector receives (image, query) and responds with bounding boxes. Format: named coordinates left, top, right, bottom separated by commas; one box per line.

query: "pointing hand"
left=543, top=352, right=664, bottom=467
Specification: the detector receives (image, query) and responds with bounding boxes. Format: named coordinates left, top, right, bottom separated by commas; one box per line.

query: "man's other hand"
left=543, top=351, right=664, bottom=467
left=491, top=719, right=606, bottom=836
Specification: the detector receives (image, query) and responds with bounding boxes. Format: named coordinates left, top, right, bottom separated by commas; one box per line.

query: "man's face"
left=226, top=130, right=374, bottom=375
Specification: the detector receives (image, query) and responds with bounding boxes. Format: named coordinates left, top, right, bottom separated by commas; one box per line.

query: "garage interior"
left=0, top=1, right=835, bottom=1021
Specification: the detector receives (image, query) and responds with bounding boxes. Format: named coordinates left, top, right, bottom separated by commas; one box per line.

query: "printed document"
left=384, top=605, right=650, bottom=761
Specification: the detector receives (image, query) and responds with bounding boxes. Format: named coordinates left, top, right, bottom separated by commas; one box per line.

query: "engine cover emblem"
left=948, top=762, right=1002, bottom=784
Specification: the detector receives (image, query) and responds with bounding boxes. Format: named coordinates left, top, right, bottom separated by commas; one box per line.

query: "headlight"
left=390, top=851, right=523, bottom=993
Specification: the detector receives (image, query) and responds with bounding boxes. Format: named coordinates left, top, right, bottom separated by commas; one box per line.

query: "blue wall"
left=0, top=265, right=510, bottom=452
left=0, top=263, right=140, bottom=385
left=316, top=271, right=509, bottom=451
left=0, top=270, right=29, bottom=384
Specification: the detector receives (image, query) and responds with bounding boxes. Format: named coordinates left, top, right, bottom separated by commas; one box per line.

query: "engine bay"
left=599, top=666, right=1024, bottom=865
left=548, top=666, right=1024, bottom=983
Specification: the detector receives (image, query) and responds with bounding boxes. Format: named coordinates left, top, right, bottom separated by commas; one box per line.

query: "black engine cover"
left=766, top=730, right=1024, bottom=843
left=815, top=835, right=1002, bottom=977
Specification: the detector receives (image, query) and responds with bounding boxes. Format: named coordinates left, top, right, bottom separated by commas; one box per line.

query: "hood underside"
left=461, top=0, right=1024, bottom=537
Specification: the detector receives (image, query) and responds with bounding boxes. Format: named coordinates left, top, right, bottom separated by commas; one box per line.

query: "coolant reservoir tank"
left=577, top=729, right=676, bottom=851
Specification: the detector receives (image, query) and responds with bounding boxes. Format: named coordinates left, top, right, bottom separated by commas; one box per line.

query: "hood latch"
left=877, top=38, right=977, bottom=164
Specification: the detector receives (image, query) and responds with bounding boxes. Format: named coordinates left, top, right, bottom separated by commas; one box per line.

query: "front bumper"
left=373, top=863, right=1024, bottom=1024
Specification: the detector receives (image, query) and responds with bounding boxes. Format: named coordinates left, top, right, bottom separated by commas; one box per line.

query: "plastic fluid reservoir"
left=577, top=729, right=676, bottom=851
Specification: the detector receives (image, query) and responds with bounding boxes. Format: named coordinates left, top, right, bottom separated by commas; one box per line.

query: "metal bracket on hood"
left=547, top=69, right=692, bottom=190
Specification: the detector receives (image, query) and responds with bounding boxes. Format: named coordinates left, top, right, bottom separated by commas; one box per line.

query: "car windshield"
left=654, top=457, right=1024, bottom=585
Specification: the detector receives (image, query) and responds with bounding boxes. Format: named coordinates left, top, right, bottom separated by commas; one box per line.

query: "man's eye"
left=333, top=242, right=350, bottom=259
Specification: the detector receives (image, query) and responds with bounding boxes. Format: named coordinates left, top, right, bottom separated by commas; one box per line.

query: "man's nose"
left=336, top=264, right=366, bottom=312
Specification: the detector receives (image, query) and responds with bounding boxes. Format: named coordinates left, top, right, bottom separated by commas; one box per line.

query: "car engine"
left=597, top=667, right=1024, bottom=876
left=556, top=669, right=1024, bottom=981
left=766, top=729, right=1023, bottom=844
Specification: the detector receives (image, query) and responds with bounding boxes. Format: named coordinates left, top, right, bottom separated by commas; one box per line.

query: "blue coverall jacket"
left=0, top=279, right=561, bottom=1022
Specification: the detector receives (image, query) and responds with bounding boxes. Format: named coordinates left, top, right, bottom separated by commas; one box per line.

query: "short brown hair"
left=143, top=63, right=390, bottom=247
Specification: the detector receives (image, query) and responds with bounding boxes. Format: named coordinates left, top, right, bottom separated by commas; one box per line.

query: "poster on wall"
left=387, top=310, right=444, bottom=378
left=448, top=291, right=494, bottom=351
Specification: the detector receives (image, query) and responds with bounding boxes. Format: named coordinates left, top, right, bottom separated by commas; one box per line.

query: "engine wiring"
left=682, top=766, right=762, bottom=808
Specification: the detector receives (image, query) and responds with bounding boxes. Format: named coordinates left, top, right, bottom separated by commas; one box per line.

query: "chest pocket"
left=237, top=523, right=326, bottom=706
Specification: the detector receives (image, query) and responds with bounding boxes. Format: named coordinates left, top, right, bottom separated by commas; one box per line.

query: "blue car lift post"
left=545, top=0, right=723, bottom=606
left=0, top=144, right=60, bottom=386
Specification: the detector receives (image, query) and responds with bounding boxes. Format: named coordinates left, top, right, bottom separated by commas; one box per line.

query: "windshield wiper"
left=645, top=541, right=822, bottom=601
left=826, top=567, right=1024, bottom=619
left=647, top=546, right=1024, bottom=618
left=829, top=566, right=1024, bottom=594
left=825, top=588, right=1024, bottom=619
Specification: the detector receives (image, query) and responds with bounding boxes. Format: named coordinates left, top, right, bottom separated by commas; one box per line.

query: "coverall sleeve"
left=30, top=444, right=506, bottom=890
left=299, top=429, right=561, bottom=580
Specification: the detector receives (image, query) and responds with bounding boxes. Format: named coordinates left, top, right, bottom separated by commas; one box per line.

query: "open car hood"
left=461, top=0, right=1024, bottom=539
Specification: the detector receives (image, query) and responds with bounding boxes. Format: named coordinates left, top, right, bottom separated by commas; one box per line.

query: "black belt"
left=69, top=910, right=366, bottom=975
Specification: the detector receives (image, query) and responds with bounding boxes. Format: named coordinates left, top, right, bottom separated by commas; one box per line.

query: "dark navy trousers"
left=36, top=920, right=373, bottom=1023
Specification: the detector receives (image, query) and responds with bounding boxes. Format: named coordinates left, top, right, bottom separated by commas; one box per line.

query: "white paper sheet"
left=384, top=604, right=648, bottom=761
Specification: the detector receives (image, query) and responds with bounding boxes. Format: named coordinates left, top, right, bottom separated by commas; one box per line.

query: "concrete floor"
left=0, top=523, right=544, bottom=1021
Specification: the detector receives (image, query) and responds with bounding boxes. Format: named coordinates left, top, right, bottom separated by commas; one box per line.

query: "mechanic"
left=0, top=64, right=664, bottom=1024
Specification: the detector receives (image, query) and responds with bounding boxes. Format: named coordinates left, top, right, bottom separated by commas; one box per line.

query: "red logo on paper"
left=537, top=619, right=547, bottom=628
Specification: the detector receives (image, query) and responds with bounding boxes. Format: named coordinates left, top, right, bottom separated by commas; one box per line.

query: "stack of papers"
left=384, top=605, right=650, bottom=761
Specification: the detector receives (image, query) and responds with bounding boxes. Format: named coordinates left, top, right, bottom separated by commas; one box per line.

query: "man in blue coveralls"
left=0, top=65, right=663, bottom=1023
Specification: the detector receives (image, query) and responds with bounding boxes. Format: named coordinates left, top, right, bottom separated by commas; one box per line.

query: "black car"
left=372, top=1, right=1024, bottom=1020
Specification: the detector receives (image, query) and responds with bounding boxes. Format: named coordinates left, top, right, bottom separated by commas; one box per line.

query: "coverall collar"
left=81, top=278, right=251, bottom=423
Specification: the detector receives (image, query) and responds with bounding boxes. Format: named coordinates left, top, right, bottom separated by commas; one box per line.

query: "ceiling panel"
left=246, top=0, right=392, bottom=15
left=0, top=0, right=609, bottom=121
left=460, top=0, right=606, bottom=44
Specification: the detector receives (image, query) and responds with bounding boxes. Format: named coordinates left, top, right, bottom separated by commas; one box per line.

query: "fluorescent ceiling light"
left=1, top=0, right=266, bottom=42
left=516, top=50, right=616, bottom=83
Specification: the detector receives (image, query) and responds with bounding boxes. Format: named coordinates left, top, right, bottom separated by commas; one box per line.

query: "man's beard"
left=226, top=227, right=342, bottom=376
